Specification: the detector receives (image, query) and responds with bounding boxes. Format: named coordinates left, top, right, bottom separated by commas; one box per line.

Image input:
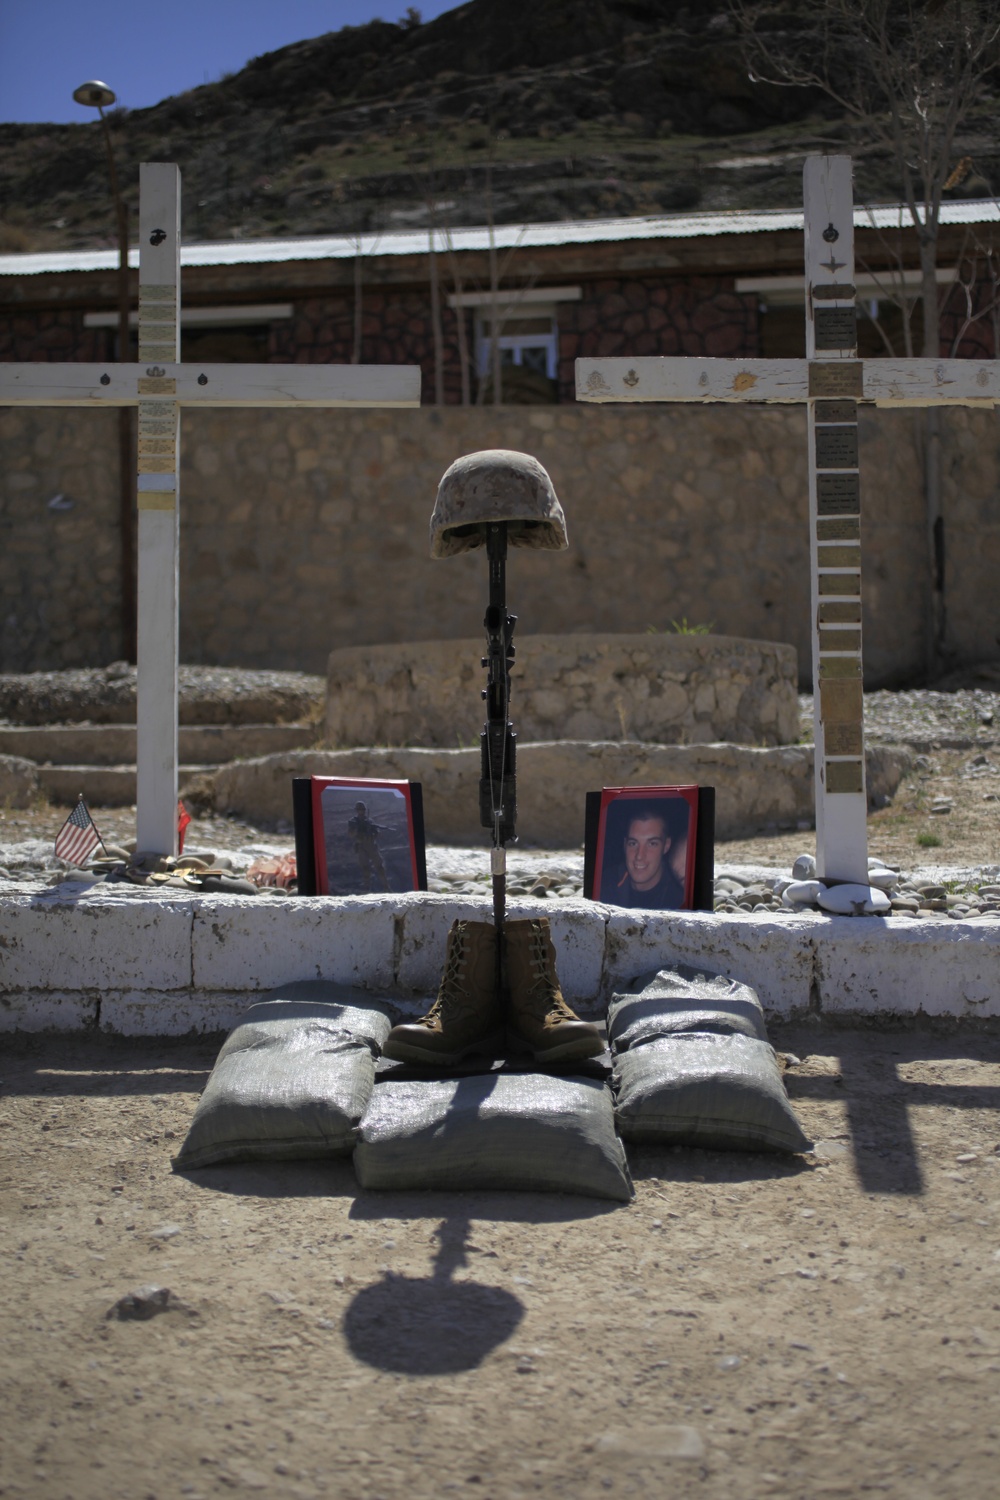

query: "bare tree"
left=732, top=0, right=1000, bottom=675
left=732, top=0, right=1000, bottom=357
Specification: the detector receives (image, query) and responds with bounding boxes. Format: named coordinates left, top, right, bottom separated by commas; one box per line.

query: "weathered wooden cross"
left=577, top=154, right=999, bottom=886
left=1, top=163, right=420, bottom=857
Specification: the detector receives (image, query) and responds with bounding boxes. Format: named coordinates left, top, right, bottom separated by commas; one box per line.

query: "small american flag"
left=54, top=797, right=104, bottom=867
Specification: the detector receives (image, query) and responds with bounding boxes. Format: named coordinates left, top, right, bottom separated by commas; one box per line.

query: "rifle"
left=480, top=521, right=517, bottom=940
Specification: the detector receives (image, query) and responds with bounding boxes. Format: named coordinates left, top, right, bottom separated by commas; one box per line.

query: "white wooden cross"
left=1, top=164, right=421, bottom=857
left=577, top=155, right=999, bottom=886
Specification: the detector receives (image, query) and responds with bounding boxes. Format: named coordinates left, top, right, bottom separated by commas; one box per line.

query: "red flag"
left=54, top=797, right=104, bottom=866
left=177, top=800, right=192, bottom=854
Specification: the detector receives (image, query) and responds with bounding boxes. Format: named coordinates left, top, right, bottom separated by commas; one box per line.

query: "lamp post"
left=73, top=80, right=136, bottom=662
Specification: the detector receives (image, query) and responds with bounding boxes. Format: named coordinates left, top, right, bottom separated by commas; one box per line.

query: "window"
left=475, top=308, right=558, bottom=379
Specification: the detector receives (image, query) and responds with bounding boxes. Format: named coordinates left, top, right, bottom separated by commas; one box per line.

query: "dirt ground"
left=2, top=1025, right=999, bottom=1500
left=709, top=747, right=1000, bottom=872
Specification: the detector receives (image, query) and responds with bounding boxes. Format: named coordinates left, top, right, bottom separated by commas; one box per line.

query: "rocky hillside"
left=0, top=0, right=997, bottom=251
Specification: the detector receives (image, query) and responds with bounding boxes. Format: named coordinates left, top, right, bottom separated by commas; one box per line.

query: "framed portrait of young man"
left=584, top=785, right=715, bottom=912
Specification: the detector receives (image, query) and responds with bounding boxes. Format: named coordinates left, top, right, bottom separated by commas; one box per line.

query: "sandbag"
left=172, top=981, right=396, bottom=1170
left=613, top=1032, right=811, bottom=1154
left=607, top=966, right=769, bottom=1051
left=354, top=1074, right=633, bottom=1201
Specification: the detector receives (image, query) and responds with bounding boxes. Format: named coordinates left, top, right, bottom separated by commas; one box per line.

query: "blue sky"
left=0, top=0, right=462, bottom=123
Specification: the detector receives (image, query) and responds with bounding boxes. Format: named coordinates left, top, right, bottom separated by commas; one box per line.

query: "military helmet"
left=429, top=449, right=568, bottom=558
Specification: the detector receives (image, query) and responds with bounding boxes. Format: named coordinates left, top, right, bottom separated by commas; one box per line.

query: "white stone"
left=815, top=919, right=1000, bottom=1017
left=0, top=893, right=194, bottom=991
left=783, top=879, right=825, bottom=907
left=866, top=866, right=898, bottom=891
left=816, top=883, right=891, bottom=916
left=4, top=891, right=1000, bottom=1033
left=603, top=908, right=816, bottom=1019
left=190, top=896, right=396, bottom=993
left=792, top=854, right=817, bottom=880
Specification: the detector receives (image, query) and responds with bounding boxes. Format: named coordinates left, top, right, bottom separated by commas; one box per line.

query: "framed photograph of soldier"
left=292, top=776, right=426, bottom=897
left=583, top=785, right=715, bottom=912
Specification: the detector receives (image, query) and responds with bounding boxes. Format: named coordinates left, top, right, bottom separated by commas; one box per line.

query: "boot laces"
left=428, top=925, right=475, bottom=1021
left=526, top=927, right=571, bottom=1020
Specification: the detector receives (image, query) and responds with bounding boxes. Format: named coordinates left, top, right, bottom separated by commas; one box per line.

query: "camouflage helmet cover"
left=429, top=449, right=568, bottom=558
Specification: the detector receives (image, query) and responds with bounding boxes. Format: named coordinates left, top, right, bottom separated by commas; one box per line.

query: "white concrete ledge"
left=2, top=888, right=998, bottom=1034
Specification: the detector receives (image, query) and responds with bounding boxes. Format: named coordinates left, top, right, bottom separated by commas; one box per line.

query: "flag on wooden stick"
left=177, top=800, right=192, bottom=854
left=54, top=797, right=105, bottom=866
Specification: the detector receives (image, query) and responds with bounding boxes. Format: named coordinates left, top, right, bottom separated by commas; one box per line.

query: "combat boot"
left=505, top=916, right=605, bottom=1062
left=382, top=919, right=503, bottom=1066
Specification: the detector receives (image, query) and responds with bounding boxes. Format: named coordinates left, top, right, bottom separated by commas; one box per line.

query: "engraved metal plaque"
left=809, top=362, right=864, bottom=398
left=813, top=284, right=857, bottom=301
left=137, top=377, right=176, bottom=396
left=825, top=722, right=864, bottom=755
left=815, top=307, right=858, bottom=350
left=815, top=425, right=859, bottom=469
left=826, top=760, right=864, bottom=794
left=814, top=400, right=858, bottom=423
left=817, top=473, right=861, bottom=515
left=817, top=517, right=860, bottom=542
left=818, top=573, right=861, bottom=596
left=817, top=544, right=861, bottom=568
left=819, top=601, right=862, bottom=624
left=820, top=679, right=863, bottom=723
left=818, top=628, right=862, bottom=652
left=137, top=489, right=177, bottom=511
left=819, top=657, right=862, bottom=679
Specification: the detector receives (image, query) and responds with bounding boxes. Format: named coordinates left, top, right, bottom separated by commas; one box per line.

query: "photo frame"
left=292, top=777, right=426, bottom=897
left=584, top=785, right=715, bottom=912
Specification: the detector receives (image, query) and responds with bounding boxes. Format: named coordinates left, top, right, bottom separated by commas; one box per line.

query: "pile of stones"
left=714, top=855, right=1000, bottom=921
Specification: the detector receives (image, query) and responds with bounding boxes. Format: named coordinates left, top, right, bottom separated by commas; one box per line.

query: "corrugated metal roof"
left=2, top=200, right=997, bottom=278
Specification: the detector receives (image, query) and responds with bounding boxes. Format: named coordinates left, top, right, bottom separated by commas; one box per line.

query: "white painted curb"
left=2, top=888, right=998, bottom=1034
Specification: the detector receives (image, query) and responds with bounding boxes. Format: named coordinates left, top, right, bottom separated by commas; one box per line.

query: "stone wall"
left=325, top=633, right=799, bottom=748
left=210, top=741, right=912, bottom=844
left=555, top=277, right=758, bottom=400
left=2, top=402, right=998, bottom=686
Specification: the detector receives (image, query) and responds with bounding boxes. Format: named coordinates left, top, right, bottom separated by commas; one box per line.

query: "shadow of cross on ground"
left=778, top=1027, right=1000, bottom=1195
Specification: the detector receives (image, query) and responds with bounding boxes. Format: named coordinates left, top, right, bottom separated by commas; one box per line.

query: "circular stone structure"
left=325, top=633, right=799, bottom=750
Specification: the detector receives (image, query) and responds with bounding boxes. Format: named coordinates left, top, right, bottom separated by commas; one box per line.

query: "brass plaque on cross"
left=817, top=545, right=861, bottom=567
left=826, top=760, right=864, bottom=794
left=809, top=362, right=864, bottom=398
left=825, top=722, right=864, bottom=755
left=819, top=601, right=862, bottom=623
left=817, top=473, right=861, bottom=514
left=819, top=628, right=862, bottom=651
left=820, top=679, right=863, bottom=723
left=819, top=657, right=862, bottom=679
left=815, top=426, right=859, bottom=469
left=818, top=573, right=861, bottom=595
left=817, top=518, right=860, bottom=542
left=815, top=308, right=858, bottom=350
left=814, top=400, right=858, bottom=423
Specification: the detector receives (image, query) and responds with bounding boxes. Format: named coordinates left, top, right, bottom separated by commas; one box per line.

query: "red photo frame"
left=589, top=785, right=699, bottom=910
left=310, top=777, right=424, bottom=896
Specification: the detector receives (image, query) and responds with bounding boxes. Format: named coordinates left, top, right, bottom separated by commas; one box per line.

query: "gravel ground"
left=800, top=689, right=998, bottom=749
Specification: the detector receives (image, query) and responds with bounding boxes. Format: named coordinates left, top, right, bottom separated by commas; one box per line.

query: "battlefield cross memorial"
left=577, top=154, right=999, bottom=888
left=1, top=163, right=421, bottom=856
